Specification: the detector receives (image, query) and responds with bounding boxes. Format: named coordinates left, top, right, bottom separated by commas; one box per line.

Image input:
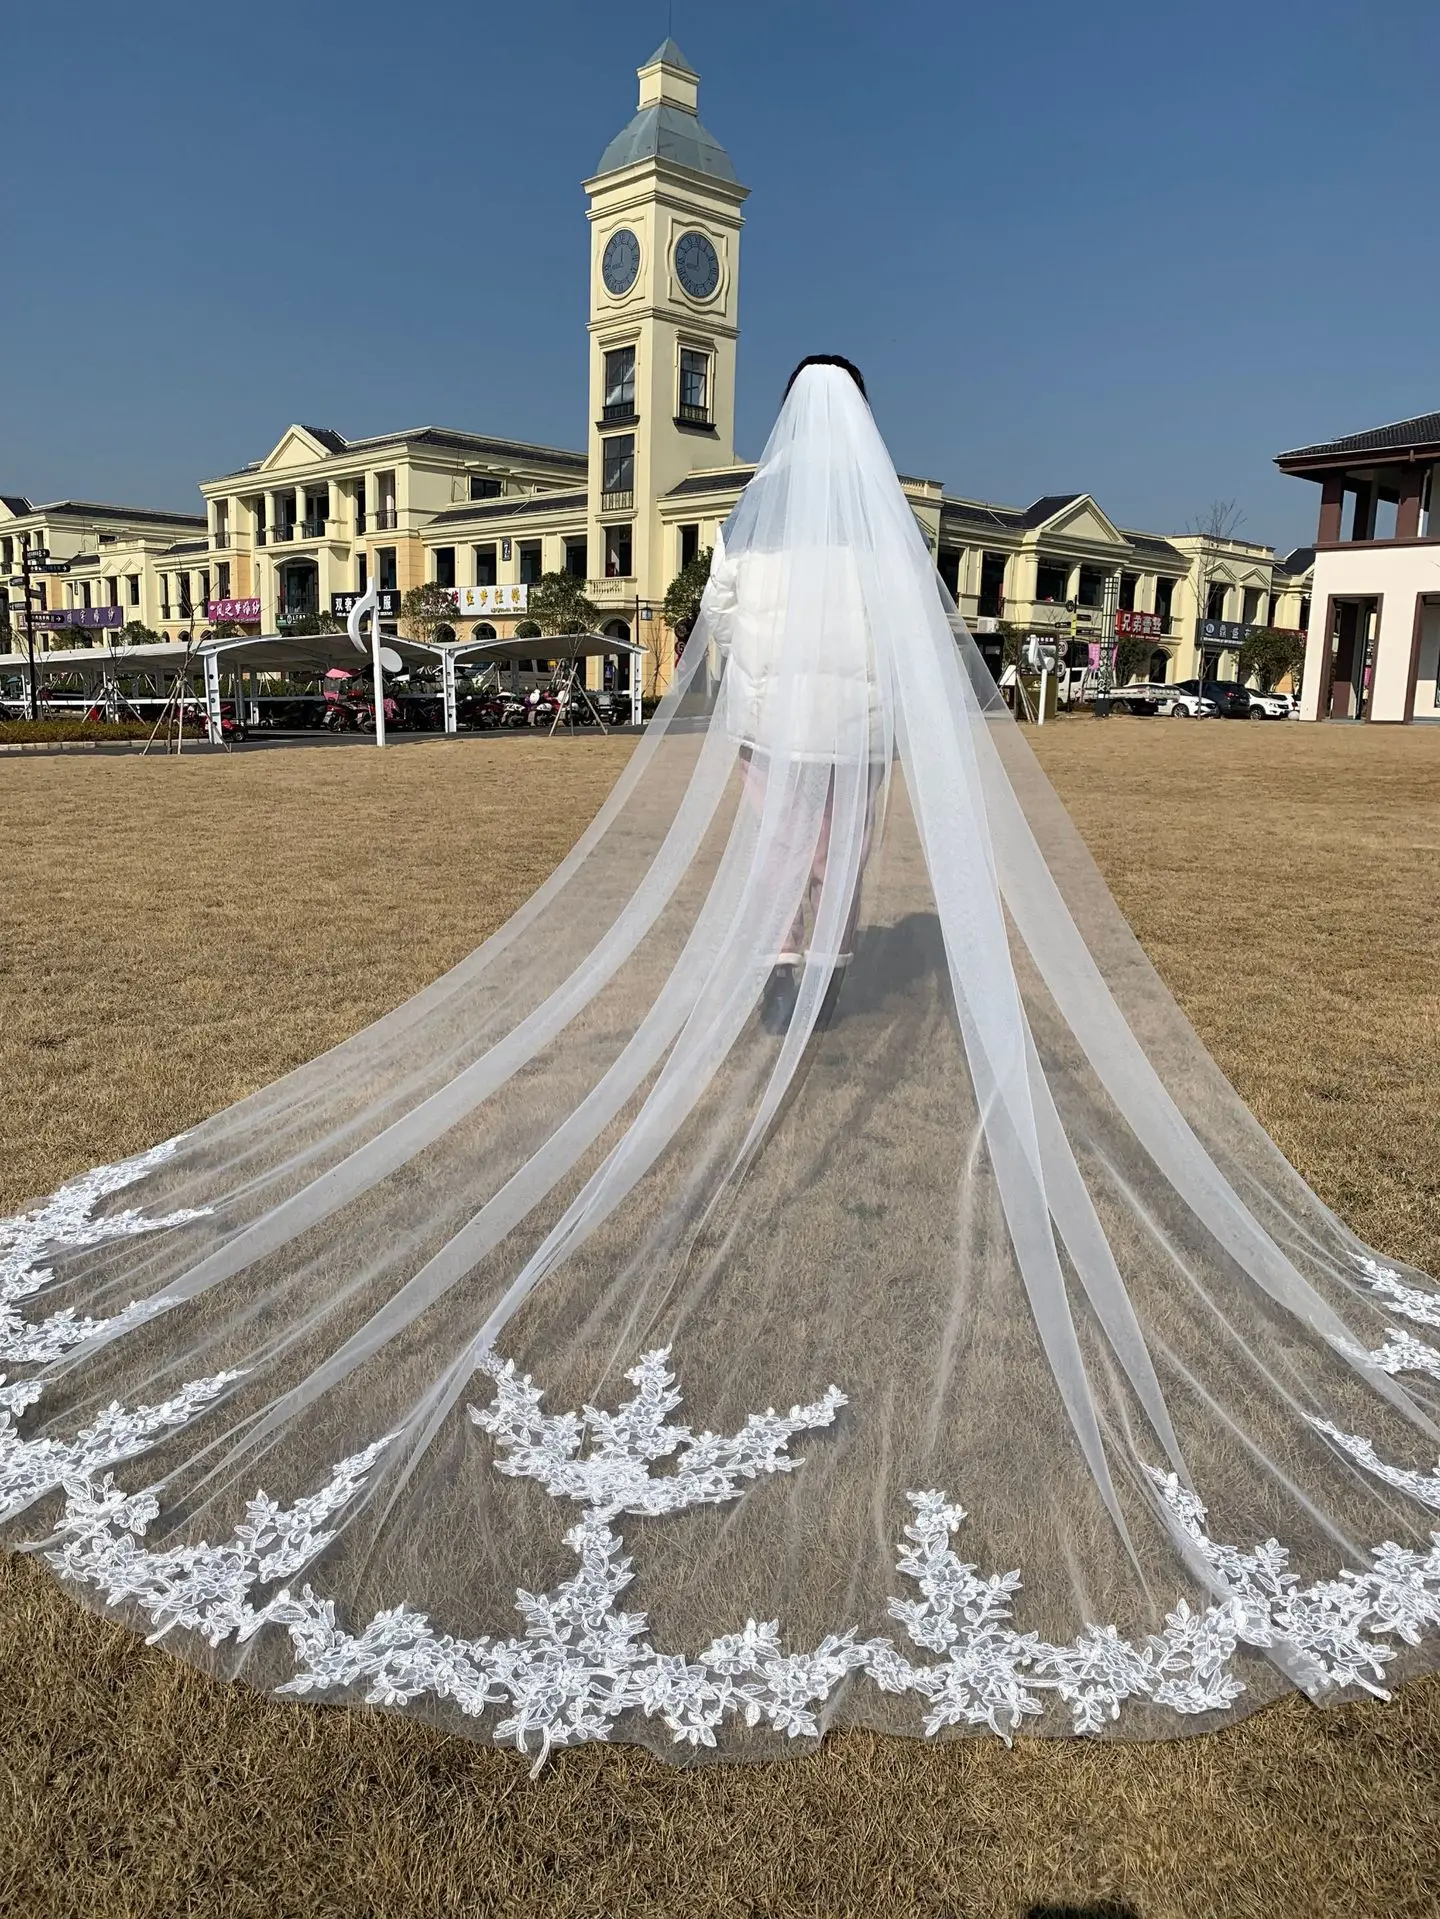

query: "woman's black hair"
left=783, top=354, right=867, bottom=401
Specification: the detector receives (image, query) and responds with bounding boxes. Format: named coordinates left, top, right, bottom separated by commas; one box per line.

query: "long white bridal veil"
left=5, top=365, right=1440, bottom=1766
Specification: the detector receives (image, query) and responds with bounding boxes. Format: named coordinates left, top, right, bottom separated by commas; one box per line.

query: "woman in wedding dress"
left=3, top=359, right=1439, bottom=1769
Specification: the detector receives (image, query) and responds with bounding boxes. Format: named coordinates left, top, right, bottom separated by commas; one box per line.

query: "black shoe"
left=814, top=968, right=845, bottom=1031
left=760, top=964, right=799, bottom=1035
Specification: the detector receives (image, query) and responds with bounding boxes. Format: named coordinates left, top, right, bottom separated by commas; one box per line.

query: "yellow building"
left=4, top=38, right=1314, bottom=700
left=0, top=496, right=205, bottom=648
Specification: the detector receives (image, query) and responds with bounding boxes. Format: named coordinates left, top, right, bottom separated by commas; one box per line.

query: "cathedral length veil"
left=5, top=363, right=1440, bottom=1768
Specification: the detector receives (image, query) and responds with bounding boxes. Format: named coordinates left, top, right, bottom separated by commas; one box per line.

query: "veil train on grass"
left=4, top=362, right=1439, bottom=1766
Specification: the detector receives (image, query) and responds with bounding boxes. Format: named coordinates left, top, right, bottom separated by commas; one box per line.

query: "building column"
left=1350, top=480, right=1377, bottom=542
left=1396, top=466, right=1425, bottom=540
left=1317, top=473, right=1345, bottom=544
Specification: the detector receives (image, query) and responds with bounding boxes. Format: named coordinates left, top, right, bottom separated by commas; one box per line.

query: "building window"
left=353, top=480, right=367, bottom=533
left=79, top=582, right=92, bottom=609
left=178, top=575, right=192, bottom=618
left=0, top=537, right=10, bottom=571
left=473, top=622, right=497, bottom=640
left=601, top=434, right=635, bottom=510
left=1149, top=648, right=1170, bottom=683
left=1206, top=582, right=1228, bottom=620
left=377, top=547, right=398, bottom=592
left=603, top=346, right=636, bottom=421
left=936, top=548, right=961, bottom=597
left=357, top=552, right=368, bottom=592
left=680, top=523, right=700, bottom=570
left=434, top=547, right=456, bottom=589
left=604, top=524, right=633, bottom=578
left=1242, top=585, right=1262, bottom=625
left=376, top=471, right=397, bottom=531
left=474, top=543, right=497, bottom=586
left=106, top=577, right=120, bottom=606
left=159, top=574, right=170, bottom=619
left=678, top=347, right=711, bottom=425
left=1155, top=577, right=1176, bottom=622
left=978, top=553, right=1007, bottom=618
left=1035, top=560, right=1069, bottom=604
left=214, top=500, right=230, bottom=548
left=217, top=563, right=231, bottom=599
left=1119, top=572, right=1138, bottom=611
left=564, top=538, right=589, bottom=579
left=519, top=541, right=543, bottom=585
left=1299, top=596, right=1311, bottom=630
left=303, top=490, right=328, bottom=538
left=199, top=570, right=211, bottom=609
left=127, top=574, right=140, bottom=606
left=470, top=474, right=502, bottom=501
left=1077, top=566, right=1107, bottom=609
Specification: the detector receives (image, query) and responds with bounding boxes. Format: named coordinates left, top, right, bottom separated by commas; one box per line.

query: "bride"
left=4, top=358, right=1438, bottom=1768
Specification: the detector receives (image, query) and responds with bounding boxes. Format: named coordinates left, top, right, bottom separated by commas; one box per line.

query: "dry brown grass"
left=1, top=722, right=1438, bottom=1919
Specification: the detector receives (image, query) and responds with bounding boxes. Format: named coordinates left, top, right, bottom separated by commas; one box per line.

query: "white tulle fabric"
left=4, top=366, right=1440, bottom=1766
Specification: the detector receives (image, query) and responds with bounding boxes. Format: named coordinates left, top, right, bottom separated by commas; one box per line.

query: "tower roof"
left=595, top=44, right=738, bottom=183
left=643, top=37, right=697, bottom=76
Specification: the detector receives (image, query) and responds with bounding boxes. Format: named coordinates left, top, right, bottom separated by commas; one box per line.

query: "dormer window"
left=470, top=474, right=502, bottom=501
left=603, top=347, right=637, bottom=423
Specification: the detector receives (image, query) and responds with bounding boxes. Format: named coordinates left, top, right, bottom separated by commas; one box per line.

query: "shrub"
left=0, top=719, right=152, bottom=744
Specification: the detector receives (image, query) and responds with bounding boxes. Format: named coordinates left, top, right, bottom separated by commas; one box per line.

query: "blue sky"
left=3, top=0, right=1436, bottom=552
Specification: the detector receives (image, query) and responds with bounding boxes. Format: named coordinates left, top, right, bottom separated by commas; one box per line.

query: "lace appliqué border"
left=6, top=1159, right=1440, bottom=1768
left=1, top=1140, right=207, bottom=1367
left=36, top=1348, right=1440, bottom=1769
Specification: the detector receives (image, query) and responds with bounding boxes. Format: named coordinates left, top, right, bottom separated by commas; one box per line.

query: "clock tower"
left=584, top=40, right=748, bottom=674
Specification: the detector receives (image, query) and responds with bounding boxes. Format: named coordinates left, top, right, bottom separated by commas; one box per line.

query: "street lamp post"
left=9, top=540, right=48, bottom=721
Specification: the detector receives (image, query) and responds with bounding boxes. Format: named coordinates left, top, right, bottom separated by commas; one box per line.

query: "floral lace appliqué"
left=1, top=1140, right=208, bottom=1367
left=31, top=1348, right=1440, bottom=1768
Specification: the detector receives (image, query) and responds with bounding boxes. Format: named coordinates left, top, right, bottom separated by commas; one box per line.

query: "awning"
left=448, top=630, right=645, bottom=664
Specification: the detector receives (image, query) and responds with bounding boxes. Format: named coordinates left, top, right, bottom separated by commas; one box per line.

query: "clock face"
left=601, top=228, right=640, bottom=297
left=674, top=230, right=720, bottom=301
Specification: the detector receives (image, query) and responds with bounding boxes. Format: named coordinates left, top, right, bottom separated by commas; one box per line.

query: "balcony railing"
left=601, top=489, right=634, bottom=514
left=676, top=402, right=712, bottom=427
left=354, top=511, right=366, bottom=534
left=212, top=531, right=230, bottom=549
left=373, top=508, right=398, bottom=530
left=602, top=400, right=638, bottom=424
left=269, top=524, right=294, bottom=544
left=300, top=518, right=328, bottom=539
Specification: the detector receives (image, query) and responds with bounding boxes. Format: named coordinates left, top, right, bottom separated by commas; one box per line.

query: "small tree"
left=662, top=546, right=713, bottom=639
left=120, top=620, right=160, bottom=647
left=399, top=582, right=459, bottom=644
left=1237, top=627, right=1306, bottom=692
left=514, top=619, right=542, bottom=641
left=527, top=571, right=599, bottom=637
left=1185, top=498, right=1246, bottom=633
left=1113, top=635, right=1153, bottom=685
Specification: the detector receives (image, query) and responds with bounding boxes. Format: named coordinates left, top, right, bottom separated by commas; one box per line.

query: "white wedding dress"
left=4, top=365, right=1439, bottom=1769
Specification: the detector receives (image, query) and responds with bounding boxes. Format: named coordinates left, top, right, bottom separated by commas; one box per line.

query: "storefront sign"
left=1115, top=609, right=1166, bottom=638
left=1196, top=618, right=1258, bottom=647
left=207, top=597, right=261, bottom=624
left=456, top=584, right=528, bottom=616
left=31, top=606, right=122, bottom=629
left=331, top=590, right=401, bottom=618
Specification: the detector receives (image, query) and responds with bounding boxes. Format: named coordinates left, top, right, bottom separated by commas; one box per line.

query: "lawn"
left=2, top=722, right=1438, bottom=1919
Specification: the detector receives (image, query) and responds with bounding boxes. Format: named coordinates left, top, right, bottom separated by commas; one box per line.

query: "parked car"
left=1246, top=689, right=1293, bottom=720
left=1167, top=689, right=1219, bottom=718
left=1171, top=677, right=1252, bottom=719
